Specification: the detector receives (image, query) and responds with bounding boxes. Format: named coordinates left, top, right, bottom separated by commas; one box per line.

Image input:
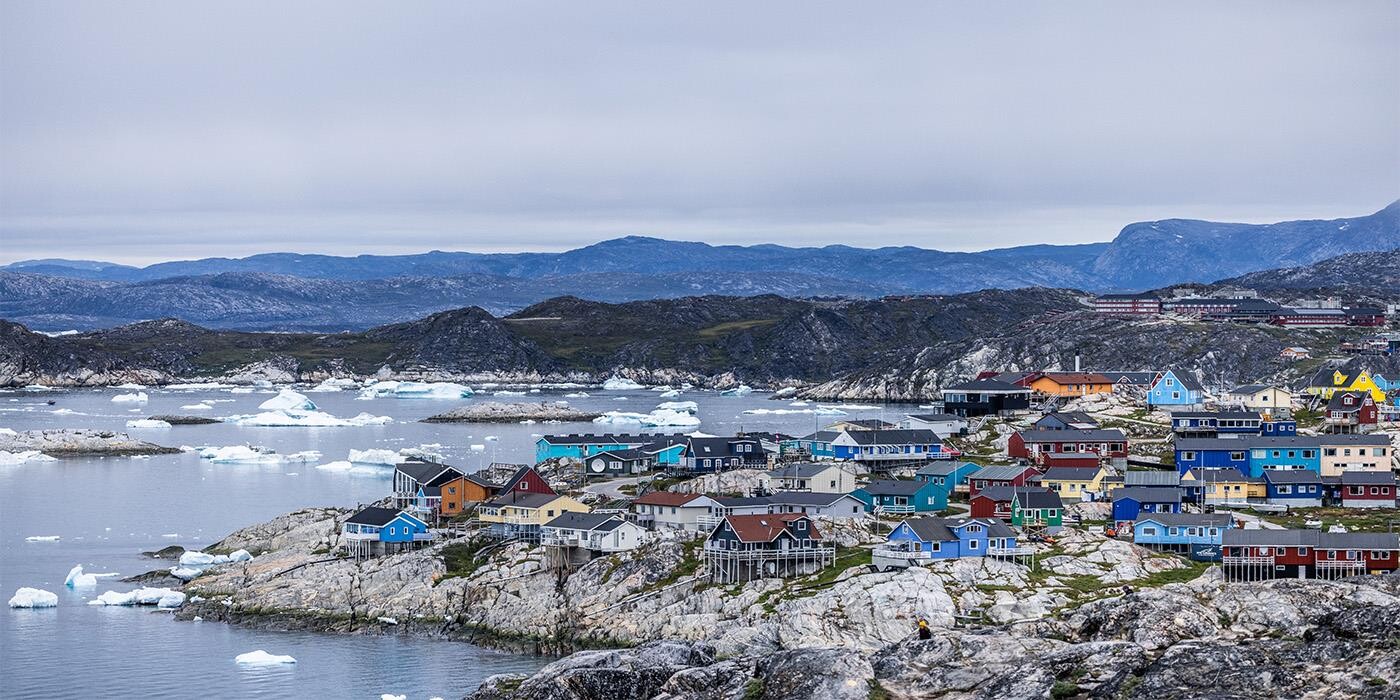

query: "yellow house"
left=477, top=492, right=589, bottom=536
left=1183, top=468, right=1265, bottom=503
left=1305, top=369, right=1386, bottom=403
left=1027, top=372, right=1116, bottom=397
left=1037, top=466, right=1107, bottom=501
left=1316, top=434, right=1392, bottom=477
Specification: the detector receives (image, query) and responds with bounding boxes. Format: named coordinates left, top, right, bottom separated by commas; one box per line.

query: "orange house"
left=1026, top=372, right=1115, bottom=397
left=437, top=475, right=501, bottom=518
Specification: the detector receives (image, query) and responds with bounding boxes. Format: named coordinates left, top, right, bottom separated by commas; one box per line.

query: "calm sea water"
left=0, top=384, right=903, bottom=699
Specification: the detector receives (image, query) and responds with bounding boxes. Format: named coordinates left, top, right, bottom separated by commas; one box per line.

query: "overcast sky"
left=1, top=1, right=1396, bottom=265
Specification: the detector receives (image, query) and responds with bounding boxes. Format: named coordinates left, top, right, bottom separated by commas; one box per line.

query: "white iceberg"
left=258, top=389, right=317, bottom=411
left=358, top=381, right=473, bottom=400
left=197, top=445, right=284, bottom=464
left=719, top=385, right=753, bottom=396
left=235, top=650, right=297, bottom=665
left=167, top=382, right=235, bottom=390
left=307, top=377, right=358, bottom=392
left=593, top=409, right=700, bottom=428
left=1, top=451, right=57, bottom=466
left=179, top=551, right=222, bottom=567
left=563, top=392, right=590, bottom=398
left=157, top=591, right=187, bottom=608
left=111, top=391, right=149, bottom=403
left=658, top=389, right=682, bottom=398
left=228, top=549, right=253, bottom=562
left=169, top=567, right=203, bottom=581
left=657, top=401, right=699, bottom=413
left=227, top=409, right=392, bottom=427
left=493, top=390, right=526, bottom=397
left=349, top=448, right=406, bottom=466
left=126, top=418, right=172, bottom=429
left=25, top=535, right=61, bottom=542
left=602, top=376, right=644, bottom=390
left=8, top=587, right=58, bottom=608
left=181, top=403, right=214, bottom=410
left=65, top=565, right=101, bottom=588
left=114, top=383, right=146, bottom=390
left=314, top=460, right=354, bottom=472
left=88, top=587, right=180, bottom=606
left=741, top=407, right=846, bottom=416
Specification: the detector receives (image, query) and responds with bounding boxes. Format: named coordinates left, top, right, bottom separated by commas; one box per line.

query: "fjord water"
left=0, top=385, right=900, bottom=699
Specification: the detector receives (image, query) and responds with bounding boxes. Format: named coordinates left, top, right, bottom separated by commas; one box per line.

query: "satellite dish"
left=591, top=460, right=606, bottom=473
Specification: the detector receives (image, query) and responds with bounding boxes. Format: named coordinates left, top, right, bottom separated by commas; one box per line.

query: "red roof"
left=632, top=491, right=703, bottom=507
left=723, top=514, right=821, bottom=543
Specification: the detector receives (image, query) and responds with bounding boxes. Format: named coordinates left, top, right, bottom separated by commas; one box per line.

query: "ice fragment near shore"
left=258, top=389, right=317, bottom=411
left=235, top=650, right=297, bottom=665
left=8, top=587, right=58, bottom=608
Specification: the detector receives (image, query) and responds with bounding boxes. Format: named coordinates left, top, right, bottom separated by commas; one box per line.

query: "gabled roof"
left=905, top=413, right=963, bottom=422
left=792, top=430, right=844, bottom=443
left=1039, top=466, right=1104, bottom=482
left=687, top=436, right=763, bottom=457
left=721, top=514, right=820, bottom=543
left=1339, top=471, right=1397, bottom=485
left=590, top=448, right=650, bottom=461
left=833, top=429, right=940, bottom=446
left=1184, top=467, right=1259, bottom=483
left=1032, top=372, right=1113, bottom=385
left=1228, top=384, right=1284, bottom=395
left=1123, top=471, right=1181, bottom=487
left=1134, top=513, right=1233, bottom=528
left=486, top=491, right=562, bottom=509
left=942, top=378, right=1030, bottom=394
left=1224, top=529, right=1400, bottom=549
left=969, top=465, right=1032, bottom=481
left=765, top=463, right=841, bottom=479
left=899, top=516, right=1013, bottom=542
left=915, top=460, right=978, bottom=477
left=1326, top=391, right=1372, bottom=412
left=1110, top=487, right=1183, bottom=503
left=632, top=491, right=705, bottom=507
left=543, top=512, right=624, bottom=532
left=1102, top=371, right=1160, bottom=386
left=1261, top=470, right=1322, bottom=485
left=499, top=465, right=554, bottom=495
left=858, top=479, right=928, bottom=496
left=765, top=491, right=861, bottom=507
left=1035, top=411, right=1099, bottom=428
left=1015, top=428, right=1126, bottom=443
left=346, top=507, right=415, bottom=527
left=1155, top=370, right=1204, bottom=393
left=972, top=485, right=1017, bottom=502
left=1013, top=489, right=1063, bottom=509
left=395, top=460, right=463, bottom=486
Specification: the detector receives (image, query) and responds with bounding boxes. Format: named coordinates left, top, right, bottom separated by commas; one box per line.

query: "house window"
left=1183, top=452, right=1196, bottom=461
left=1296, top=547, right=1306, bottom=556
left=1230, top=452, right=1244, bottom=461
left=1142, top=527, right=1158, bottom=536
left=797, top=521, right=807, bottom=530
left=968, top=539, right=979, bottom=550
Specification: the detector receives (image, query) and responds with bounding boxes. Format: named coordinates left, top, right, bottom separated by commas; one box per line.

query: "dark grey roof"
left=766, top=491, right=860, bottom=507
left=1015, top=429, right=1126, bottom=443
left=1134, top=513, right=1233, bottom=528
left=1159, top=370, right=1205, bottom=393
left=1316, top=434, right=1391, bottom=446
left=1124, top=471, right=1181, bottom=487
left=1224, top=529, right=1400, bottom=549
left=916, top=460, right=978, bottom=477
left=900, top=516, right=1015, bottom=542
left=859, top=479, right=927, bottom=496
left=1262, top=470, right=1322, bottom=484
left=590, top=448, right=650, bottom=461
left=1170, top=410, right=1260, bottom=420
left=538, top=433, right=658, bottom=446
left=906, top=413, right=962, bottom=422
left=486, top=492, right=560, bottom=509
left=1228, top=384, right=1274, bottom=394
left=765, top=463, right=842, bottom=479
left=1111, top=487, right=1183, bottom=503
left=836, top=429, right=940, bottom=446
left=711, top=496, right=773, bottom=508
left=970, top=465, right=1032, bottom=481
left=543, top=512, right=623, bottom=531
left=687, top=436, right=763, bottom=457
left=1014, top=489, right=1063, bottom=509
left=830, top=419, right=898, bottom=430
left=793, top=430, right=843, bottom=443
left=1040, top=467, right=1104, bottom=481
left=1326, top=391, right=1372, bottom=412
left=345, top=507, right=410, bottom=527
left=1035, top=411, right=1099, bottom=427
left=942, top=378, right=1029, bottom=393
left=1185, top=467, right=1259, bottom=483
left=1338, top=471, right=1396, bottom=485
left=395, top=460, right=462, bottom=486
left=973, top=485, right=1017, bottom=502
left=1103, top=372, right=1160, bottom=386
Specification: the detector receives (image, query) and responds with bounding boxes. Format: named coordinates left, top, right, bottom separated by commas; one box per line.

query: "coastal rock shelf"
left=0, top=429, right=179, bottom=457
left=421, top=402, right=603, bottom=424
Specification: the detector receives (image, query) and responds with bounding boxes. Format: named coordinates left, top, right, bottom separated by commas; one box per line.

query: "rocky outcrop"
left=0, top=429, right=179, bottom=456
left=422, top=402, right=603, bottom=423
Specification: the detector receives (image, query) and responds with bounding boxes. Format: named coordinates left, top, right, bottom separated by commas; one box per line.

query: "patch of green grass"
left=743, top=678, right=766, bottom=700
left=1061, top=575, right=1105, bottom=595
left=1136, top=560, right=1211, bottom=588
left=695, top=319, right=779, bottom=338
left=642, top=539, right=703, bottom=592
left=867, top=680, right=891, bottom=700
left=1051, top=680, right=1080, bottom=698
left=1262, top=507, right=1398, bottom=533
left=438, top=539, right=494, bottom=582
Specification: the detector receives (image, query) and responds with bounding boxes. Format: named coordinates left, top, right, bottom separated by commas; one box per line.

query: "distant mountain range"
left=2, top=201, right=1396, bottom=331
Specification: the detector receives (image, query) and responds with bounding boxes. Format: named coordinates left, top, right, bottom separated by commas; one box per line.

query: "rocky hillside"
left=1214, top=249, right=1400, bottom=296
left=0, top=288, right=1377, bottom=396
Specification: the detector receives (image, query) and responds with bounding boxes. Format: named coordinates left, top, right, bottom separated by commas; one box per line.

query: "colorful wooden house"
left=341, top=507, right=433, bottom=559
left=1223, top=529, right=1400, bottom=580
left=683, top=436, right=768, bottom=473
left=1324, top=391, right=1378, bottom=434
left=630, top=491, right=719, bottom=531
left=1304, top=368, right=1387, bottom=403
left=968, top=485, right=1017, bottom=519
left=875, top=516, right=1020, bottom=569
left=914, top=460, right=982, bottom=494
left=1221, top=384, right=1294, bottom=415
left=1262, top=470, right=1324, bottom=507
left=478, top=492, right=589, bottom=541
left=393, top=461, right=465, bottom=517
left=1182, top=467, right=1265, bottom=505
left=764, top=463, right=856, bottom=494
left=830, top=429, right=948, bottom=464
left=1146, top=369, right=1205, bottom=408
left=1317, top=434, right=1392, bottom=476
left=1034, top=466, right=1106, bottom=502
left=582, top=448, right=655, bottom=477
left=764, top=492, right=869, bottom=520
left=900, top=413, right=969, bottom=436
left=1007, top=429, right=1128, bottom=468
left=1110, top=487, right=1183, bottom=525
left=1169, top=410, right=1265, bottom=439
left=1336, top=471, right=1398, bottom=509
left=1010, top=489, right=1064, bottom=532
left=852, top=479, right=946, bottom=514
left=1026, top=372, right=1115, bottom=397
left=939, top=378, right=1032, bottom=417
left=781, top=430, right=842, bottom=460
left=434, top=474, right=503, bottom=518
left=1174, top=436, right=1322, bottom=478
left=1132, top=513, right=1233, bottom=558
left=703, top=514, right=834, bottom=583
left=541, top=512, right=647, bottom=554
left=967, top=464, right=1038, bottom=499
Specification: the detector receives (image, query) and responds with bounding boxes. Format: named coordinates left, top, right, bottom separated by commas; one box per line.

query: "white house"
left=630, top=491, right=718, bottom=531
left=541, top=512, right=647, bottom=553
left=900, top=413, right=969, bottom=436
left=764, top=463, right=856, bottom=494
left=765, top=492, right=868, bottom=520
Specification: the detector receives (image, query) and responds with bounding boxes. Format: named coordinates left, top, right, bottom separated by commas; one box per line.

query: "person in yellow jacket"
left=916, top=618, right=931, bottom=640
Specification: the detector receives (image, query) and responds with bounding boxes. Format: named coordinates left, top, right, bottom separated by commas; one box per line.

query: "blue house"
left=852, top=479, right=947, bottom=514
left=830, top=429, right=948, bottom=463
left=1132, top=513, right=1233, bottom=559
left=1147, top=370, right=1205, bottom=408
left=1260, top=419, right=1297, bottom=436
left=881, top=516, right=1019, bottom=560
left=341, top=507, right=432, bottom=558
left=1170, top=411, right=1263, bottom=438
left=1174, top=438, right=1252, bottom=476
left=914, top=460, right=981, bottom=493
left=1246, top=437, right=1321, bottom=477
left=781, top=430, right=841, bottom=459
left=1262, top=470, right=1324, bottom=507
left=535, top=434, right=686, bottom=465
left=1111, top=487, right=1183, bottom=524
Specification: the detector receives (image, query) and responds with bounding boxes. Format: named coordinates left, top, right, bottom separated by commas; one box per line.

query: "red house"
left=966, top=464, right=1038, bottom=499
left=1324, top=391, right=1378, bottom=433
left=1223, top=529, right=1400, bottom=579
left=969, top=485, right=1017, bottom=519
left=1338, top=471, right=1397, bottom=509
left=500, top=465, right=556, bottom=496
left=1007, top=429, right=1128, bottom=466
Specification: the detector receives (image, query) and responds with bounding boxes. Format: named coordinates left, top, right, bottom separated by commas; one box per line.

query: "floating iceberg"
left=563, top=392, right=590, bottom=398
left=0, top=451, right=57, bottom=466
left=258, top=389, right=317, bottom=411
left=88, top=587, right=181, bottom=606
left=25, top=535, right=61, bottom=542
left=493, top=390, right=526, bottom=397
left=602, top=376, right=644, bottom=390
left=114, top=383, right=146, bottom=390
left=111, top=391, right=148, bottom=403
left=818, top=403, right=880, bottom=410
left=656, top=401, right=699, bottom=413
left=167, top=382, right=236, bottom=390
left=181, top=403, right=214, bottom=410
left=348, top=448, right=406, bottom=466
left=8, top=587, right=58, bottom=608
left=197, top=445, right=285, bottom=464
left=235, top=650, right=297, bottom=665
left=593, top=409, right=700, bottom=428
left=226, top=409, right=392, bottom=427
left=307, top=377, right=358, bottom=392
left=658, top=389, right=682, bottom=398
left=125, top=418, right=172, bottom=429
left=358, top=381, right=473, bottom=400
left=741, top=407, right=846, bottom=416
left=65, top=565, right=102, bottom=588
left=719, top=385, right=753, bottom=396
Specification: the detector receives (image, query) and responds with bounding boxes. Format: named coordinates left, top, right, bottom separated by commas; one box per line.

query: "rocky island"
left=0, top=428, right=180, bottom=457
left=422, top=401, right=603, bottom=424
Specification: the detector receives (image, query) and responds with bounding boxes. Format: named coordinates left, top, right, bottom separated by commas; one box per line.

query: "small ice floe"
left=377, top=616, right=398, bottom=625
left=594, top=409, right=700, bottom=428
left=493, top=390, right=526, bottom=397
left=656, top=401, right=698, bottom=413
left=114, top=383, right=146, bottom=390
left=125, top=418, right=172, bottom=429
left=167, top=382, right=235, bottom=390
left=88, top=587, right=184, bottom=607
left=8, top=587, right=58, bottom=608
left=602, top=376, right=644, bottom=390
left=180, top=403, right=214, bottom=410
left=235, top=650, right=297, bottom=665
left=358, top=381, right=473, bottom=400
left=226, top=409, right=392, bottom=427
left=741, top=407, right=846, bottom=416
left=229, top=387, right=255, bottom=394
left=307, top=377, right=358, bottom=392
left=613, top=396, right=629, bottom=401
left=469, top=444, right=486, bottom=452
left=111, top=391, right=149, bottom=403
left=788, top=401, right=809, bottom=407
left=1, top=451, right=58, bottom=466
left=197, top=445, right=285, bottom=464
left=51, top=408, right=77, bottom=415
left=381, top=695, right=406, bottom=700
left=658, top=389, right=682, bottom=398
left=563, top=392, right=590, bottom=398
left=161, top=533, right=180, bottom=538
left=65, top=565, right=117, bottom=588
left=348, top=448, right=406, bottom=466
left=25, top=535, right=61, bottom=542
left=258, top=389, right=317, bottom=411
left=819, top=403, right=880, bottom=410
left=719, top=385, right=753, bottom=396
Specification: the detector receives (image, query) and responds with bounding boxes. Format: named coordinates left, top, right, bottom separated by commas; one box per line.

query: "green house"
left=1010, top=489, right=1064, bottom=533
